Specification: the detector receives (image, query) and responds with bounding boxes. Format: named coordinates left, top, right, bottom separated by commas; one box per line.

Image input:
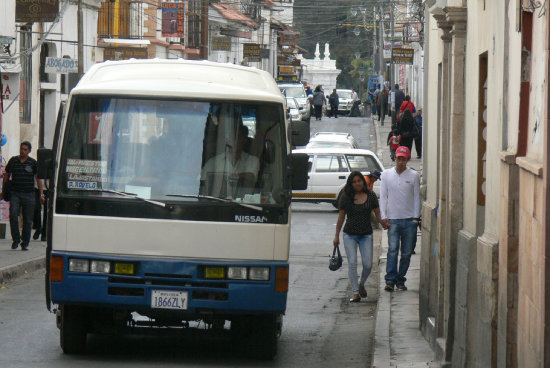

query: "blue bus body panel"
left=50, top=251, right=287, bottom=313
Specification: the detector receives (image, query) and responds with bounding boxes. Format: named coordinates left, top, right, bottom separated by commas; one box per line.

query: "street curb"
left=0, top=256, right=45, bottom=284
left=373, top=237, right=391, bottom=367
left=373, top=117, right=384, bottom=160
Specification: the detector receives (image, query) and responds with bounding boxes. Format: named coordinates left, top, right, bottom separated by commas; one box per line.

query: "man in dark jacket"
left=393, top=84, right=405, bottom=125
left=0, top=141, right=45, bottom=250
left=328, top=89, right=339, bottom=118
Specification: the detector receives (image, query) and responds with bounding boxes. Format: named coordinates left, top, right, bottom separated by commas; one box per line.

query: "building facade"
left=420, top=0, right=549, bottom=366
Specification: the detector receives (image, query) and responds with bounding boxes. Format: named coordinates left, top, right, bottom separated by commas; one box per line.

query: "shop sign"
left=45, top=57, right=78, bottom=74
left=243, top=43, right=261, bottom=62
left=103, top=47, right=148, bottom=61
left=212, top=37, right=231, bottom=51
left=391, top=48, right=414, bottom=64
left=16, top=0, right=59, bottom=22
left=161, top=2, right=185, bottom=38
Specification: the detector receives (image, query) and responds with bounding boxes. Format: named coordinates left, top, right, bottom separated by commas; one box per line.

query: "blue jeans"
left=343, top=233, right=373, bottom=294
left=9, top=191, right=36, bottom=245
left=385, top=219, right=417, bottom=285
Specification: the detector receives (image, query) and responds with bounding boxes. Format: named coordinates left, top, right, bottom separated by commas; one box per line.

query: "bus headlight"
left=249, top=267, right=270, bottom=281
left=227, top=267, right=247, bottom=280
left=69, top=258, right=89, bottom=272
left=90, top=260, right=111, bottom=274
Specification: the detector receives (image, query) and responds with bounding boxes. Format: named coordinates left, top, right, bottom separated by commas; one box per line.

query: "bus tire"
left=232, top=315, right=278, bottom=360
left=250, top=315, right=278, bottom=360
left=60, top=306, right=87, bottom=354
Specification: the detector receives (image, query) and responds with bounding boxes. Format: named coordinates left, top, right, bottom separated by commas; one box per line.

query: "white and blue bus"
left=40, top=60, right=309, bottom=359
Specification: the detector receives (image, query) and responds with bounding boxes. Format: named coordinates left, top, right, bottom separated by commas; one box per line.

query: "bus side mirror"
left=37, top=148, right=53, bottom=179
left=291, top=153, right=309, bottom=190
left=290, top=121, right=309, bottom=147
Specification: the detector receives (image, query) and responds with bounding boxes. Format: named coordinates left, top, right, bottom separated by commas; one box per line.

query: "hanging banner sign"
left=16, top=0, right=59, bottom=22
left=161, top=2, right=185, bottom=38
left=391, top=48, right=414, bottom=64
left=243, top=43, right=261, bottom=62
left=45, top=57, right=78, bottom=74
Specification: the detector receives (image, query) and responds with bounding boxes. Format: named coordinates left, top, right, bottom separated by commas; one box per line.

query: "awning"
left=0, top=63, right=22, bottom=73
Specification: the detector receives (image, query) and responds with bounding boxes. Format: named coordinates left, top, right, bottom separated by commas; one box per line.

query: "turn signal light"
left=50, top=255, right=64, bottom=282
left=275, top=266, right=289, bottom=293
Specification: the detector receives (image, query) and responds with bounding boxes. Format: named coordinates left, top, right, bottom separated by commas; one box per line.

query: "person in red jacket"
left=399, top=95, right=416, bottom=116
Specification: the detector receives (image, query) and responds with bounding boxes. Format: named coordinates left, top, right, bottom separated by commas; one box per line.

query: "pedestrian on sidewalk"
left=0, top=141, right=45, bottom=250
left=392, top=84, right=405, bottom=126
left=376, top=85, right=389, bottom=125
left=379, top=146, right=420, bottom=291
left=414, top=109, right=423, bottom=159
left=334, top=171, right=386, bottom=303
left=399, top=95, right=416, bottom=117
left=397, top=109, right=417, bottom=151
left=328, top=89, right=339, bottom=118
left=312, top=85, right=325, bottom=121
left=387, top=127, right=401, bottom=161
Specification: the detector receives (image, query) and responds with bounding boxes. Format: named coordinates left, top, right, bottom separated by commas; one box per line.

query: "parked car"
left=278, top=83, right=311, bottom=123
left=336, top=89, right=354, bottom=114
left=286, top=97, right=302, bottom=122
left=305, top=132, right=359, bottom=149
left=291, top=148, right=384, bottom=207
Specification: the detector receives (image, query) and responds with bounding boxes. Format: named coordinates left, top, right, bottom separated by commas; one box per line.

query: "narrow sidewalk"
left=0, top=236, right=46, bottom=284
left=371, top=116, right=439, bottom=367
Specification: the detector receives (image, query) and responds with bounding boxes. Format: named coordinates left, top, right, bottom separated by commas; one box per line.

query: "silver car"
left=279, top=83, right=311, bottom=122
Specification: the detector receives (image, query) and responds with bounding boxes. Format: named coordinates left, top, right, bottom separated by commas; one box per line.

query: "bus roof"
left=72, top=59, right=285, bottom=103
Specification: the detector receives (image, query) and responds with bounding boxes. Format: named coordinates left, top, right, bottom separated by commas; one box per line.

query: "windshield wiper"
left=91, top=189, right=168, bottom=208
left=165, top=194, right=263, bottom=211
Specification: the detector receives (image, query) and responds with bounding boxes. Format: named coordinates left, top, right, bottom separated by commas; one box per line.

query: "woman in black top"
left=334, top=171, right=384, bottom=302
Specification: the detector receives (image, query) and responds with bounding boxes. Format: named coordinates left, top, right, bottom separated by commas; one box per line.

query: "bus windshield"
left=59, top=96, right=286, bottom=206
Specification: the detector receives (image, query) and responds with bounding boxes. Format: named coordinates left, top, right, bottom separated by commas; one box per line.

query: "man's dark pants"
left=10, top=191, right=35, bottom=246
left=329, top=104, right=338, bottom=118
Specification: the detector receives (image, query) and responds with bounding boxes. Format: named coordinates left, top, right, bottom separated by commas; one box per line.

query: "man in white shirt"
left=348, top=89, right=361, bottom=117
left=379, top=146, right=420, bottom=291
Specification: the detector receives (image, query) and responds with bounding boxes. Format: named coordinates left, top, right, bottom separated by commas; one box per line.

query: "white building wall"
left=424, top=12, right=442, bottom=206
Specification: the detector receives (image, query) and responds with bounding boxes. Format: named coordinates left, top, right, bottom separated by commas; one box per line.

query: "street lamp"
left=353, top=27, right=361, bottom=36
left=351, top=8, right=357, bottom=16
left=355, top=51, right=361, bottom=59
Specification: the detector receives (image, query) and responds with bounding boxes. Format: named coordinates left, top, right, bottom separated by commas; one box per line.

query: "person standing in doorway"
left=312, top=85, right=326, bottom=121
left=0, top=142, right=45, bottom=250
left=379, top=146, right=420, bottom=291
left=334, top=171, right=386, bottom=302
left=328, top=89, right=339, bottom=118
left=414, top=108, right=423, bottom=159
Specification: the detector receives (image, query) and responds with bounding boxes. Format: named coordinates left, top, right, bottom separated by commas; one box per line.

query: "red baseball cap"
left=395, top=146, right=411, bottom=160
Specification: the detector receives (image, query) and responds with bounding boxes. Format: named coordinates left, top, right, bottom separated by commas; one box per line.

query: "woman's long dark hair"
left=343, top=171, right=368, bottom=201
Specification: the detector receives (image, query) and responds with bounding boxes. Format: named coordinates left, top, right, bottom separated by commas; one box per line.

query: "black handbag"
left=3, top=180, right=11, bottom=202
left=329, top=246, right=343, bottom=271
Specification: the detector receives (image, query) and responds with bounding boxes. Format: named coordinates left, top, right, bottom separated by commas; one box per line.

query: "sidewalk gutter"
left=0, top=256, right=45, bottom=284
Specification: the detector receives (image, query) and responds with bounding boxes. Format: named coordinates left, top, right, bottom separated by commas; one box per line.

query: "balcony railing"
left=98, top=0, right=144, bottom=40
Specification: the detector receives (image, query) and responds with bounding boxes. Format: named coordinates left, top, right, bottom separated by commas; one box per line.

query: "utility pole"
left=378, top=5, right=385, bottom=81
left=390, top=0, right=395, bottom=89
left=77, top=0, right=84, bottom=77
left=200, top=0, right=208, bottom=59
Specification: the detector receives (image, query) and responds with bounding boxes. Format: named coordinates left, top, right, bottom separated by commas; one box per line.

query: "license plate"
left=151, top=290, right=188, bottom=310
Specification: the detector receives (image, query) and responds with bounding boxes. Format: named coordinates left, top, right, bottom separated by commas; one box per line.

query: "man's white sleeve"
left=413, top=172, right=421, bottom=218
left=380, top=173, right=388, bottom=219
